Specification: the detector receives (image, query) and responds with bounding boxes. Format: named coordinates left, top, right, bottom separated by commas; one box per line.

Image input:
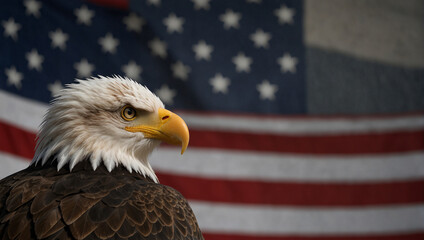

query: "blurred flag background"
left=1, top=0, right=424, bottom=239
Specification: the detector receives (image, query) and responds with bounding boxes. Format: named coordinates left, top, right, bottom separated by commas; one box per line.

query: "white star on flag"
left=123, top=13, right=144, bottom=33
left=277, top=53, right=298, bottom=73
left=122, top=61, right=142, bottom=81
left=210, top=73, right=231, bottom=94
left=250, top=29, right=271, bottom=48
left=2, top=18, right=21, bottom=41
left=163, top=13, right=184, bottom=33
left=47, top=80, right=64, bottom=97
left=148, top=38, right=168, bottom=58
left=26, top=49, right=44, bottom=71
left=5, top=66, right=23, bottom=89
left=49, top=29, right=69, bottom=50
left=191, top=0, right=210, bottom=10
left=171, top=61, right=191, bottom=81
left=232, top=52, right=253, bottom=73
left=275, top=5, right=295, bottom=24
left=257, top=80, right=278, bottom=100
left=193, top=40, right=213, bottom=61
left=220, top=9, right=242, bottom=29
left=146, top=0, right=161, bottom=6
left=98, top=33, right=119, bottom=54
left=74, top=58, right=95, bottom=78
left=24, top=0, right=42, bottom=18
left=156, top=84, right=177, bottom=105
left=74, top=5, right=95, bottom=26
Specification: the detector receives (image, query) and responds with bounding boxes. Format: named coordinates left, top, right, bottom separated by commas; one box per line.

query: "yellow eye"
left=121, top=106, right=136, bottom=121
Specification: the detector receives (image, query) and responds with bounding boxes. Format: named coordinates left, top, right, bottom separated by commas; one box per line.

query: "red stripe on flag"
left=202, top=232, right=424, bottom=240
left=190, top=129, right=424, bottom=154
left=157, top=172, right=424, bottom=206
left=0, top=121, right=35, bottom=159
left=1, top=120, right=423, bottom=158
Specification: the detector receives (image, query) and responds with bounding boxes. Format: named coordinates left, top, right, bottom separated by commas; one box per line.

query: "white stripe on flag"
left=0, top=152, right=29, bottom=179
left=190, top=201, right=424, bottom=235
left=0, top=90, right=46, bottom=132
left=180, top=112, right=424, bottom=134
left=1, top=148, right=423, bottom=189
left=151, top=148, right=424, bottom=182
left=1, top=90, right=423, bottom=135
left=2, top=146, right=424, bottom=183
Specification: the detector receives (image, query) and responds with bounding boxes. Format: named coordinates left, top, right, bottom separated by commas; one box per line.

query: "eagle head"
left=32, top=76, right=189, bottom=182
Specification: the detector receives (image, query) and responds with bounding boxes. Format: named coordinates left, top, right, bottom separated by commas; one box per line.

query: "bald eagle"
left=0, top=76, right=203, bottom=240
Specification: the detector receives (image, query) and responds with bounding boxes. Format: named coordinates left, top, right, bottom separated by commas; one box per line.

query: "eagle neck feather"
left=32, top=141, right=159, bottom=183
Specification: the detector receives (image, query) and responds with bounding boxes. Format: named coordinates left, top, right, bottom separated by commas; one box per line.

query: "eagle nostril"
left=162, top=115, right=169, bottom=121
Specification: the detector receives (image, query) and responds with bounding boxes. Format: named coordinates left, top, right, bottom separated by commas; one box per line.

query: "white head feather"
left=31, top=76, right=165, bottom=182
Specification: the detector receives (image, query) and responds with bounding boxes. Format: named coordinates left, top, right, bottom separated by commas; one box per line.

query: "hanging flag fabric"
left=1, top=0, right=423, bottom=239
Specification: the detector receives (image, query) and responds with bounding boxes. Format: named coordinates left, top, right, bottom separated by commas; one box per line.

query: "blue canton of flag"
left=0, top=0, right=304, bottom=114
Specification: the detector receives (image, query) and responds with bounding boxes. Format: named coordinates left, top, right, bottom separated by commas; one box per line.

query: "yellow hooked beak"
left=125, top=108, right=189, bottom=154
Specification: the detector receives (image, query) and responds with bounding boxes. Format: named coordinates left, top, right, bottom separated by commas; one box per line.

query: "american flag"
left=1, top=0, right=424, bottom=239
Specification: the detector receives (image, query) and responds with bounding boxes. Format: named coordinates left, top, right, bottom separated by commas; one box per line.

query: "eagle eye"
left=121, top=105, right=137, bottom=121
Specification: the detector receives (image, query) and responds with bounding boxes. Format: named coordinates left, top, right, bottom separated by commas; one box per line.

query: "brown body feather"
left=0, top=159, right=203, bottom=240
